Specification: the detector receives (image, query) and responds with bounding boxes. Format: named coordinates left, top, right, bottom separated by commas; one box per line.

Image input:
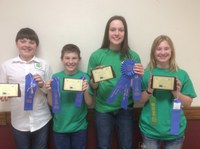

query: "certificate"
left=91, top=66, right=115, bottom=83
left=0, top=84, right=21, bottom=97
left=151, top=75, right=176, bottom=90
left=63, top=78, right=83, bottom=91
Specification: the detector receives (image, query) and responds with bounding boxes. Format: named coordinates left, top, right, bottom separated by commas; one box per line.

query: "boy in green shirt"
left=45, top=44, right=93, bottom=149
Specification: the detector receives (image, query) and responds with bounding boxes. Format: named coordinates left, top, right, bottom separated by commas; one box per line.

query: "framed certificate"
left=91, top=66, right=115, bottom=83
left=151, top=75, right=176, bottom=90
left=63, top=78, right=83, bottom=91
left=0, top=84, right=21, bottom=97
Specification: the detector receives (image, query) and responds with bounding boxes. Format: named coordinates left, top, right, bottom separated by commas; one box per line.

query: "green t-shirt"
left=139, top=67, right=196, bottom=140
left=87, top=48, right=141, bottom=112
left=52, top=70, right=90, bottom=133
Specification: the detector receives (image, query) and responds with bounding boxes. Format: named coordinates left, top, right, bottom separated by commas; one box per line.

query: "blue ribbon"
left=74, top=76, right=85, bottom=107
left=24, top=73, right=38, bottom=110
left=170, top=98, right=182, bottom=135
left=107, top=59, right=141, bottom=109
left=51, top=77, right=61, bottom=113
left=121, top=78, right=131, bottom=109
left=132, top=75, right=141, bottom=100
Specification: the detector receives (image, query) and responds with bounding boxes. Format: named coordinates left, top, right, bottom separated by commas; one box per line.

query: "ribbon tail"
left=149, top=95, right=157, bottom=124
left=132, top=75, right=141, bottom=100
left=121, top=78, right=131, bottom=109
left=170, top=99, right=182, bottom=135
left=74, top=76, right=85, bottom=107
left=170, top=110, right=181, bottom=135
left=107, top=76, right=124, bottom=103
left=24, top=73, right=38, bottom=111
left=75, top=92, right=84, bottom=107
left=52, top=77, right=61, bottom=113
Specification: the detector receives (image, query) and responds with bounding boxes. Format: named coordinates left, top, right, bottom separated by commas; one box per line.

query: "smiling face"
left=61, top=52, right=80, bottom=75
left=108, top=19, right=125, bottom=51
left=16, top=38, right=37, bottom=61
left=148, top=35, right=177, bottom=71
left=154, top=40, right=172, bottom=68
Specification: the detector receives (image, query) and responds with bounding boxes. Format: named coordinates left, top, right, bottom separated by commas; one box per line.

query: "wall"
left=0, top=0, right=199, bottom=111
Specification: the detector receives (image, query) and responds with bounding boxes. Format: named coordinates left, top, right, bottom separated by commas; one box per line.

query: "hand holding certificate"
left=151, top=75, right=176, bottom=90
left=0, top=84, right=21, bottom=97
left=91, top=66, right=115, bottom=83
left=63, top=78, right=83, bottom=91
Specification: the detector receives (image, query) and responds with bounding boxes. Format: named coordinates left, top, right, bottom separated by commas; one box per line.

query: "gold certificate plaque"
left=0, top=84, right=21, bottom=97
left=63, top=78, right=83, bottom=91
left=91, top=66, right=115, bottom=83
left=151, top=76, right=176, bottom=90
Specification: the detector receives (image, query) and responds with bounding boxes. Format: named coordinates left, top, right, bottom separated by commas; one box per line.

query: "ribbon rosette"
left=107, top=59, right=141, bottom=109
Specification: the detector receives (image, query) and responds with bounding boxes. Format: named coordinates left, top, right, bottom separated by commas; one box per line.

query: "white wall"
left=0, top=0, right=199, bottom=110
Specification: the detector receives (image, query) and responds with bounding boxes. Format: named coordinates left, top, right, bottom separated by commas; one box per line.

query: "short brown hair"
left=15, top=28, right=39, bottom=46
left=61, top=44, right=81, bottom=60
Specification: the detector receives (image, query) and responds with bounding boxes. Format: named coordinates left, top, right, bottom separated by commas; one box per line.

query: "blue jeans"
left=12, top=121, right=50, bottom=149
left=95, top=108, right=134, bottom=149
left=142, top=134, right=184, bottom=149
left=53, top=129, right=87, bottom=149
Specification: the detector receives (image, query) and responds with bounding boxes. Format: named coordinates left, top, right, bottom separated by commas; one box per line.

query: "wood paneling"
left=183, top=107, right=200, bottom=120
left=0, top=107, right=200, bottom=149
left=1, top=107, right=200, bottom=126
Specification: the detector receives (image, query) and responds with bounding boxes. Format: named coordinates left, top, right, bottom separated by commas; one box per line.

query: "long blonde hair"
left=147, top=35, right=178, bottom=72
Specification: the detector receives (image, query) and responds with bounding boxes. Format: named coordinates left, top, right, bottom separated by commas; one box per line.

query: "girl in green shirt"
left=87, top=15, right=144, bottom=149
left=139, top=35, right=196, bottom=149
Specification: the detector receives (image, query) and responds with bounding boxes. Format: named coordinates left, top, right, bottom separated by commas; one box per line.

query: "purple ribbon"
left=51, top=77, right=61, bottom=113
left=24, top=73, right=38, bottom=110
left=170, top=98, right=182, bottom=135
left=132, top=75, right=141, bottom=100
left=74, top=76, right=85, bottom=107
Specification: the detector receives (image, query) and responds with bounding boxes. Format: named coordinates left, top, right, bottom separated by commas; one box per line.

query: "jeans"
left=95, top=108, right=134, bottom=149
left=12, top=121, right=50, bottom=149
left=142, top=134, right=184, bottom=149
left=53, top=129, right=87, bottom=149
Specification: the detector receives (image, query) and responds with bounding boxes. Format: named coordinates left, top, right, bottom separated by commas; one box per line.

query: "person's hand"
left=89, top=66, right=105, bottom=89
left=0, top=96, right=8, bottom=102
left=45, top=80, right=53, bottom=91
left=33, top=74, right=44, bottom=88
left=134, top=63, right=144, bottom=76
left=82, top=80, right=89, bottom=92
left=90, top=79, right=98, bottom=89
left=171, top=77, right=182, bottom=98
left=146, top=75, right=154, bottom=94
